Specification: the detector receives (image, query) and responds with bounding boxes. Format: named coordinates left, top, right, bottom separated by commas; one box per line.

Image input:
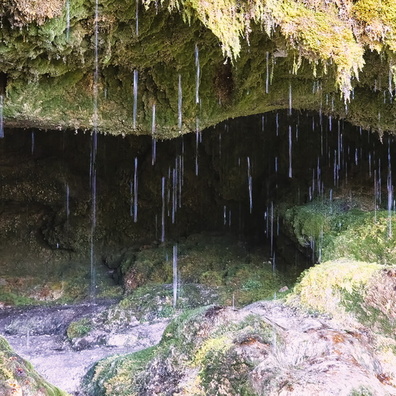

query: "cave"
left=2, top=0, right=396, bottom=395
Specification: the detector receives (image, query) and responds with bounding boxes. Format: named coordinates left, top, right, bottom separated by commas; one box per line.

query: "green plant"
left=67, top=318, right=92, bottom=339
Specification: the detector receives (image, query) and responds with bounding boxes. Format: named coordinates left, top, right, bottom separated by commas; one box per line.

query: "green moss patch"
left=0, top=336, right=70, bottom=396
left=284, top=198, right=396, bottom=264
left=121, top=233, right=290, bottom=308
left=82, top=305, right=273, bottom=395
left=288, top=258, right=396, bottom=340
left=287, top=259, right=381, bottom=317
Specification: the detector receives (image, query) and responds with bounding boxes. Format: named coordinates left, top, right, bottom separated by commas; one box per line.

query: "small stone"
left=278, top=286, right=289, bottom=293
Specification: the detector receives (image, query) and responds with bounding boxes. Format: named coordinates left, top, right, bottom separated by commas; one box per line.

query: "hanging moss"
left=1, top=0, right=396, bottom=136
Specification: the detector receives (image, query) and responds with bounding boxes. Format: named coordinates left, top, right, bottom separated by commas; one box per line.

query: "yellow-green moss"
left=0, top=336, right=70, bottom=396
left=2, top=0, right=396, bottom=135
left=148, top=0, right=385, bottom=99
left=287, top=259, right=381, bottom=317
left=192, top=335, right=233, bottom=366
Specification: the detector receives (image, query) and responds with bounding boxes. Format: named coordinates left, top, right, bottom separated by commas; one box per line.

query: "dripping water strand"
left=374, top=169, right=377, bottom=223
left=387, top=138, right=393, bottom=238
left=173, top=244, right=178, bottom=308
left=31, top=132, right=35, bottom=155
left=151, top=103, right=156, bottom=165
left=265, top=52, right=269, bottom=94
left=172, top=167, right=177, bottom=224
left=288, top=125, right=292, bottom=178
left=133, top=69, right=138, bottom=129
left=89, top=131, right=98, bottom=301
left=161, top=177, right=166, bottom=242
left=247, top=157, right=253, bottom=214
left=178, top=154, right=183, bottom=208
left=133, top=157, right=138, bottom=223
left=66, top=183, right=70, bottom=219
left=90, top=0, right=99, bottom=301
left=195, top=118, right=200, bottom=176
left=178, top=74, right=182, bottom=131
left=195, top=44, right=200, bottom=104
left=0, top=94, right=4, bottom=138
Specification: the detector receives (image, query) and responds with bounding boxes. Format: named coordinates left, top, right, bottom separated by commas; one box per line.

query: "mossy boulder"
left=288, top=259, right=396, bottom=337
left=82, top=301, right=396, bottom=395
left=0, top=336, right=70, bottom=396
left=284, top=198, right=396, bottom=264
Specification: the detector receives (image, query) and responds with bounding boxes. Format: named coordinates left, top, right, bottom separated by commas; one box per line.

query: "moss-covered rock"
left=1, top=1, right=396, bottom=136
left=0, top=336, right=70, bottom=396
left=288, top=259, right=396, bottom=337
left=82, top=301, right=396, bottom=395
left=284, top=198, right=396, bottom=264
left=121, top=233, right=292, bottom=307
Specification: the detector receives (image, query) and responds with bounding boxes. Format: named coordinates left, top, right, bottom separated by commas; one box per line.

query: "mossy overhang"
left=1, top=0, right=396, bottom=137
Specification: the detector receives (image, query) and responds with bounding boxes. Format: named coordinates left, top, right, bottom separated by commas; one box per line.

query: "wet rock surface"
left=0, top=300, right=169, bottom=395
left=2, top=276, right=396, bottom=396
left=83, top=300, right=396, bottom=396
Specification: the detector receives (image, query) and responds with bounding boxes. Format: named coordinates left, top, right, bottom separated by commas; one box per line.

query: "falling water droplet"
left=172, top=167, right=177, bottom=224
left=90, top=0, right=99, bottom=301
left=288, top=81, right=292, bottom=116
left=133, top=69, right=138, bottom=129
left=247, top=157, right=253, bottom=214
left=368, top=152, right=372, bottom=178
left=388, top=139, right=393, bottom=238
left=265, top=52, right=269, bottom=94
left=374, top=170, right=377, bottom=222
left=288, top=125, right=292, bottom=178
left=270, top=202, right=274, bottom=258
left=0, top=95, right=3, bottom=138
left=378, top=159, right=382, bottom=205
left=195, top=44, right=200, bottom=104
left=173, top=244, right=178, bottom=308
left=178, top=74, right=183, bottom=131
left=161, top=177, right=166, bottom=242
left=195, top=118, right=200, bottom=176
left=89, top=131, right=98, bottom=301
left=178, top=154, right=182, bottom=208
left=66, top=183, right=70, bottom=219
left=133, top=157, right=138, bottom=223
left=31, top=131, right=35, bottom=154
left=151, top=103, right=156, bottom=165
